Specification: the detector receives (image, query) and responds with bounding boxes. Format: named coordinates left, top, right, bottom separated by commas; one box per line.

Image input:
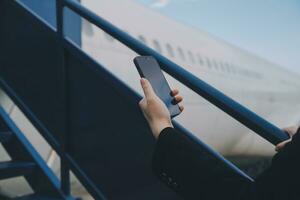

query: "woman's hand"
left=275, top=126, right=298, bottom=151
left=139, top=78, right=184, bottom=139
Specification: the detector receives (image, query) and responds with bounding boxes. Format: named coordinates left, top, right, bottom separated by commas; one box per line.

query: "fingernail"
left=140, top=78, right=145, bottom=85
left=171, top=98, right=176, bottom=105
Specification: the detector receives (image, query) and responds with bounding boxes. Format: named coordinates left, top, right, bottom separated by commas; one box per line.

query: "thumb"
left=275, top=139, right=291, bottom=151
left=140, top=78, right=156, bottom=99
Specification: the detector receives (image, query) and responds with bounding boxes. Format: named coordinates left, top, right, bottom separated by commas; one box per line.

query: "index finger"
left=140, top=78, right=155, bottom=99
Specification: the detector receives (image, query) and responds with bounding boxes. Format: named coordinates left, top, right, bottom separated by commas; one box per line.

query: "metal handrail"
left=2, top=0, right=291, bottom=199
left=62, top=0, right=288, bottom=145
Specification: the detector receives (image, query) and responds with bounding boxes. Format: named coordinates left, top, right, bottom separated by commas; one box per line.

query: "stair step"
left=0, top=161, right=36, bottom=180
left=0, top=131, right=13, bottom=143
left=13, top=194, right=62, bottom=200
left=14, top=194, right=62, bottom=200
left=0, top=194, right=10, bottom=200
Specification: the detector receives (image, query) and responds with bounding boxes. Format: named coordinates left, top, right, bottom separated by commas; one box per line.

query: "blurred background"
left=138, top=0, right=300, bottom=73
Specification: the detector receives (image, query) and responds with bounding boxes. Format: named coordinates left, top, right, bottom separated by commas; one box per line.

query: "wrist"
left=150, top=119, right=173, bottom=139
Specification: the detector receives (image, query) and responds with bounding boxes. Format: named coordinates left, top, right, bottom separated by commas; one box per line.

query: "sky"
left=137, top=0, right=300, bottom=74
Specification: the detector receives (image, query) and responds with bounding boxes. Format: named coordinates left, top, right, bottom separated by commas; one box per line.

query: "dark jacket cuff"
left=152, top=127, right=179, bottom=176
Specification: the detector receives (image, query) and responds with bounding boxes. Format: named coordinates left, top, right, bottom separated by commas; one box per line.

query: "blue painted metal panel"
left=0, top=0, right=65, bottom=144
left=18, top=0, right=56, bottom=26
left=0, top=131, right=13, bottom=143
left=18, top=0, right=81, bottom=46
left=0, top=161, right=36, bottom=180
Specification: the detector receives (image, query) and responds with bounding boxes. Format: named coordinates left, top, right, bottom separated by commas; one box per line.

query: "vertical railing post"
left=56, top=0, right=71, bottom=196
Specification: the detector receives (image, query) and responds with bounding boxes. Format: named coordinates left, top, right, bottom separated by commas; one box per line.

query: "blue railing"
left=1, top=0, right=290, bottom=199
left=61, top=0, right=289, bottom=145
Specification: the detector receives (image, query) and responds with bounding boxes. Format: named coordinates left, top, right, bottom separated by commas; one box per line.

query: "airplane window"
left=82, top=19, right=94, bottom=37
left=245, top=70, right=254, bottom=77
left=205, top=57, right=212, bottom=68
left=237, top=67, right=243, bottom=76
left=197, top=54, right=204, bottom=66
left=188, top=51, right=195, bottom=63
left=153, top=40, right=162, bottom=53
left=254, top=72, right=262, bottom=79
left=177, top=47, right=186, bottom=61
left=230, top=64, right=237, bottom=74
left=219, top=62, right=225, bottom=71
left=166, top=43, right=174, bottom=57
left=212, top=60, right=219, bottom=70
left=220, top=62, right=226, bottom=72
left=104, top=33, right=114, bottom=42
left=246, top=70, right=251, bottom=77
left=138, top=35, right=147, bottom=45
left=243, top=69, right=248, bottom=76
left=225, top=62, right=231, bottom=73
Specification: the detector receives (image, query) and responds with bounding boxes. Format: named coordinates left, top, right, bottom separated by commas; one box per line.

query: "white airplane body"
left=0, top=0, right=300, bottom=197
left=80, top=0, right=300, bottom=157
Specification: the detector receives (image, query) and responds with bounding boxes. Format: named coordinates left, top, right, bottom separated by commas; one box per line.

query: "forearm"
left=153, top=127, right=300, bottom=200
left=152, top=127, right=254, bottom=200
left=254, top=132, right=300, bottom=199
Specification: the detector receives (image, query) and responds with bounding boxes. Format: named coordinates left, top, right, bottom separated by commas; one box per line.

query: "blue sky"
left=137, top=0, right=300, bottom=73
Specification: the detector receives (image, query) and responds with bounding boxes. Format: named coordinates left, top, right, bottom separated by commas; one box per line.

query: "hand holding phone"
left=134, top=56, right=181, bottom=118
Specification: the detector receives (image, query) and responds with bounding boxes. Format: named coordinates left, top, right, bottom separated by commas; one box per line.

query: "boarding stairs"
left=0, top=0, right=289, bottom=199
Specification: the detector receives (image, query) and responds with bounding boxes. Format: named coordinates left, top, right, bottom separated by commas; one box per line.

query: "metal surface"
left=0, top=161, right=36, bottom=180
left=0, top=0, right=291, bottom=199
left=0, top=131, right=13, bottom=143
left=56, top=0, right=71, bottom=195
left=0, top=106, right=68, bottom=199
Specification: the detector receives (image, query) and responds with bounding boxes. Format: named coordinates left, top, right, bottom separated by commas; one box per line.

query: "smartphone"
left=134, top=56, right=181, bottom=118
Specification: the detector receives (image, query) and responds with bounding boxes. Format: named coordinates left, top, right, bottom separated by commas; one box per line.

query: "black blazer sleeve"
left=152, top=127, right=300, bottom=200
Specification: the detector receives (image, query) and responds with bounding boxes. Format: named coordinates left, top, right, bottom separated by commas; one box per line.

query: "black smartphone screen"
left=134, top=56, right=181, bottom=118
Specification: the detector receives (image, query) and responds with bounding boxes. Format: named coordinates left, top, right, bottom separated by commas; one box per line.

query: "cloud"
left=151, top=0, right=170, bottom=8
